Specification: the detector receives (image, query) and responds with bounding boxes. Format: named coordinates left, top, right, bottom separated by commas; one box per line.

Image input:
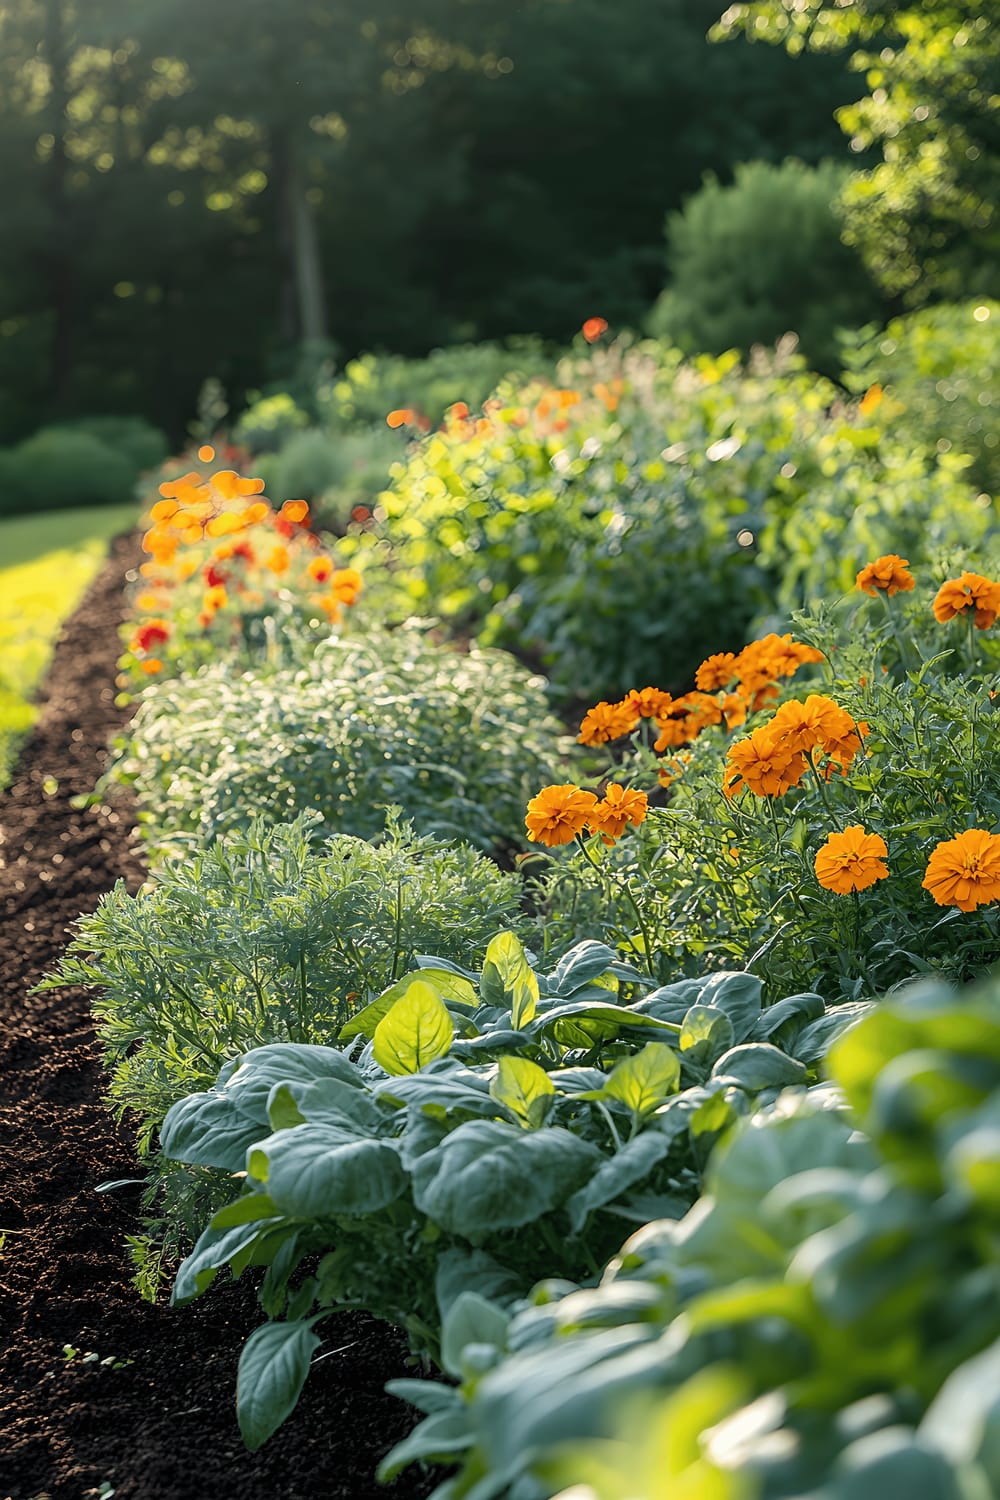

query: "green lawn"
left=0, top=501, right=138, bottom=569
left=0, top=503, right=139, bottom=788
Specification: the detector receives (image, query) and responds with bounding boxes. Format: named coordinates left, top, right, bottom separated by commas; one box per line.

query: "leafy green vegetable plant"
left=103, top=624, right=566, bottom=859
left=158, top=931, right=855, bottom=1449
left=386, top=970, right=1000, bottom=1499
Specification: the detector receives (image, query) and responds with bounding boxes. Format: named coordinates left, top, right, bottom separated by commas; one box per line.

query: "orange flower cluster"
left=577, top=636, right=823, bottom=759
left=724, top=694, right=868, bottom=799
left=127, top=449, right=363, bottom=671
left=933, top=571, right=1000, bottom=630
left=856, top=554, right=915, bottom=597
left=814, top=825, right=889, bottom=893
left=525, top=782, right=647, bottom=848
left=922, top=829, right=1000, bottom=911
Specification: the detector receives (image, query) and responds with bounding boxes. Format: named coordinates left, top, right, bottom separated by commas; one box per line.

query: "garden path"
left=0, top=536, right=429, bottom=1500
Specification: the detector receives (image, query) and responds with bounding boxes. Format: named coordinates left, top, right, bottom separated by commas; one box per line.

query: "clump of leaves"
left=158, top=930, right=855, bottom=1449
left=102, top=624, right=567, bottom=859
left=387, top=970, right=1000, bottom=1499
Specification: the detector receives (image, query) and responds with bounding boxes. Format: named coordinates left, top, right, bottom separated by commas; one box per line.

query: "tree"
left=714, top=0, right=1000, bottom=304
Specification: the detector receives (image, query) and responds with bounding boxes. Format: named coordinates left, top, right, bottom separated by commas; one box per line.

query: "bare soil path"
left=0, top=536, right=430, bottom=1500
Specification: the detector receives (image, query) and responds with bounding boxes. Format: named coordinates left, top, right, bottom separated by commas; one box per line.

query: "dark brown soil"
left=0, top=536, right=432, bottom=1500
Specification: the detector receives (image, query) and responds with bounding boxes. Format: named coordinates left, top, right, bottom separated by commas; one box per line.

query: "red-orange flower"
left=933, top=572, right=1000, bottom=629
left=620, top=686, right=673, bottom=720
left=856, top=554, right=915, bottom=597
left=330, top=567, right=363, bottom=605
left=525, top=785, right=599, bottom=846
left=587, top=784, right=648, bottom=845
left=308, top=554, right=334, bottom=584
left=578, top=700, right=640, bottom=746
left=922, top=829, right=1000, bottom=911
left=582, top=316, right=608, bottom=343
left=386, top=408, right=415, bottom=429
left=814, top=825, right=889, bottom=893
left=129, top=619, right=170, bottom=654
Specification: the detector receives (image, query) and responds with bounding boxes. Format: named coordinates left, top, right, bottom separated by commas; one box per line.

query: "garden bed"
left=0, top=535, right=430, bottom=1500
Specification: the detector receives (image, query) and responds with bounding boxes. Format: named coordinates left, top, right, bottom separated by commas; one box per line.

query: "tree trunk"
left=45, top=0, right=74, bottom=407
left=272, top=128, right=328, bottom=345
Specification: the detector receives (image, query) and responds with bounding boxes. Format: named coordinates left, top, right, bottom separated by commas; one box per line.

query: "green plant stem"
left=574, top=833, right=654, bottom=975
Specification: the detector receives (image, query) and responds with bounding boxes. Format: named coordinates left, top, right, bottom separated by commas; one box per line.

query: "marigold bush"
left=530, top=557, right=1000, bottom=998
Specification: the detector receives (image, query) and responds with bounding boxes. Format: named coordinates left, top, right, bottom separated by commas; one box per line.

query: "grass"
left=0, top=503, right=139, bottom=789
left=0, top=501, right=138, bottom=569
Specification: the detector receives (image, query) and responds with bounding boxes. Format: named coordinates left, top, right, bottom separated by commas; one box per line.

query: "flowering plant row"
left=525, top=557, right=1000, bottom=998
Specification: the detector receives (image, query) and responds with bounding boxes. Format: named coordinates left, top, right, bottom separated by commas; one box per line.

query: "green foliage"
left=533, top=579, right=1000, bottom=1001
left=158, top=931, right=849, bottom=1442
left=232, top=393, right=310, bottom=456
left=387, top=971, right=1000, bottom=1499
left=843, top=300, right=1000, bottom=498
left=58, top=415, right=168, bottom=475
left=105, top=625, right=565, bottom=857
left=255, top=425, right=399, bottom=529
left=715, top=1, right=1000, bottom=306
left=0, top=426, right=136, bottom=517
left=366, top=339, right=995, bottom=698
left=45, top=814, right=519, bottom=1137
left=650, top=158, right=884, bottom=373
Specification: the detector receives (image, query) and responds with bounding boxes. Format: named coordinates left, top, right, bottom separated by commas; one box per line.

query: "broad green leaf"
left=565, top=1132, right=675, bottom=1233
left=340, top=967, right=477, bottom=1042
left=680, top=1006, right=735, bottom=1067
left=441, top=1291, right=511, bottom=1377
left=270, top=1075, right=387, bottom=1135
left=247, top=1124, right=406, bottom=1217
left=490, top=1055, right=555, bottom=1129
left=373, top=979, right=454, bottom=1075
left=267, top=1083, right=306, bottom=1132
left=376, top=1406, right=474, bottom=1483
left=550, top=941, right=641, bottom=997
left=210, top=1193, right=280, bottom=1229
left=604, top=1043, right=681, bottom=1116
left=697, top=972, right=762, bottom=1043
left=711, top=1044, right=808, bottom=1092
left=172, top=1217, right=281, bottom=1305
left=236, top=1320, right=321, bottom=1451
left=435, top=1247, right=523, bottom=1324
left=159, top=1090, right=264, bottom=1172
left=411, top=1119, right=602, bottom=1236
left=224, top=1044, right=364, bottom=1122
left=480, top=930, right=539, bottom=1028
left=529, top=1001, right=680, bottom=1051
left=753, top=992, right=826, bottom=1046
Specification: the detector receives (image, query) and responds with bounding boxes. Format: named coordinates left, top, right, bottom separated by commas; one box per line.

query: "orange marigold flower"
left=582, top=316, right=608, bottom=343
left=723, top=727, right=807, bottom=799
left=386, top=408, right=415, bottom=429
left=587, top=784, right=648, bottom=845
left=281, top=499, right=309, bottom=524
left=150, top=498, right=180, bottom=523
left=331, top=567, right=363, bottom=605
left=139, top=658, right=163, bottom=676
left=578, top=700, right=640, bottom=746
left=657, top=753, right=690, bottom=789
left=264, top=544, right=290, bottom=576
left=448, top=401, right=471, bottom=421
left=856, top=554, right=915, bottom=597
left=769, top=695, right=854, bottom=754
left=933, top=572, right=1000, bottom=630
left=206, top=511, right=243, bottom=538
left=823, top=718, right=870, bottom=777
left=695, top=652, right=738, bottom=692
left=859, top=383, right=883, bottom=417
left=211, top=469, right=266, bottom=500
left=922, top=829, right=1000, bottom=912
left=814, top=825, right=889, bottom=894
left=621, top=686, right=673, bottom=719
left=129, top=619, right=170, bottom=654
left=203, top=584, right=228, bottom=611
left=721, top=691, right=748, bottom=730
left=525, top=784, right=599, bottom=846
left=308, top=554, right=334, bottom=584
left=242, top=501, right=271, bottom=526
left=653, top=693, right=720, bottom=751
left=198, top=444, right=215, bottom=462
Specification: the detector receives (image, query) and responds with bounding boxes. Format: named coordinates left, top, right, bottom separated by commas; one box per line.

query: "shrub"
left=253, top=428, right=344, bottom=502
left=232, top=392, right=311, bottom=455
left=256, top=425, right=399, bottom=528
left=156, top=931, right=853, bottom=1446
left=106, top=624, right=566, bottom=858
left=842, top=299, right=1000, bottom=498
left=319, top=339, right=551, bottom=432
left=530, top=563, right=1000, bottom=1000
left=649, top=158, right=885, bottom=374
left=59, top=415, right=168, bottom=476
left=0, top=427, right=135, bottom=516
left=388, top=971, right=1000, bottom=1499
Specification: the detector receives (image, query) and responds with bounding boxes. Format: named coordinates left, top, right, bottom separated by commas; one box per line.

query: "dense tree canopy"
left=715, top=0, right=1000, bottom=305
left=0, top=0, right=853, bottom=442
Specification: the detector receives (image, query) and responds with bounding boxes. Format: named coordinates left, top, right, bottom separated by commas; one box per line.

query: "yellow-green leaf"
left=372, top=980, right=454, bottom=1076
left=489, top=1055, right=555, bottom=1129
left=604, top=1043, right=681, bottom=1116
left=480, top=931, right=539, bottom=1029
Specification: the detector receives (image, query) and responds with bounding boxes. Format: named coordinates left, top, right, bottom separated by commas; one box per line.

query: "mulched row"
left=0, top=535, right=432, bottom=1500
